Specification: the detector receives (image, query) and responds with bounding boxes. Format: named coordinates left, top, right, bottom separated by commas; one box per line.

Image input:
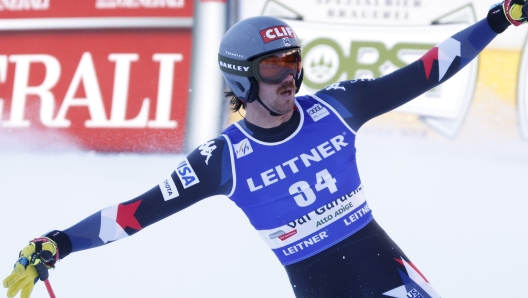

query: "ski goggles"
left=218, top=48, right=302, bottom=84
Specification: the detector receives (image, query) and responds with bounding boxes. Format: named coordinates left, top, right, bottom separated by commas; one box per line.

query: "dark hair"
left=225, top=90, right=247, bottom=113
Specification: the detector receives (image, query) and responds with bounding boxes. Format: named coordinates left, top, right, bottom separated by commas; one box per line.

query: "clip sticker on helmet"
left=218, top=16, right=303, bottom=103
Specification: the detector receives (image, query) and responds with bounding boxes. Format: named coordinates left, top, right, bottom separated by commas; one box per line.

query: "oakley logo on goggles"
left=218, top=48, right=302, bottom=84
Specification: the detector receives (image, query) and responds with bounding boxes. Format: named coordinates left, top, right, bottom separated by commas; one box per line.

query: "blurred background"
left=1, top=0, right=527, bottom=297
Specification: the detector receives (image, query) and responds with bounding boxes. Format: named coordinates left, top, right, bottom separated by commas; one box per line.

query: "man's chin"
left=276, top=100, right=295, bottom=114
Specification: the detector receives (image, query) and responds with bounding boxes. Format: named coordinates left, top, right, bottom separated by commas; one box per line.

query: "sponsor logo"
left=307, top=103, right=330, bottom=122
left=287, top=186, right=362, bottom=230
left=325, top=83, right=346, bottom=91
left=282, top=37, right=291, bottom=47
left=282, top=231, right=329, bottom=256
left=198, top=140, right=216, bottom=165
left=247, top=135, right=348, bottom=192
left=269, top=229, right=298, bottom=241
left=176, top=159, right=200, bottom=189
left=0, top=0, right=49, bottom=10
left=343, top=204, right=370, bottom=226
left=302, top=37, right=433, bottom=91
left=287, top=213, right=312, bottom=229
left=218, top=61, right=250, bottom=73
left=259, top=26, right=297, bottom=44
left=224, top=51, right=244, bottom=59
left=269, top=230, right=285, bottom=240
left=233, top=138, right=253, bottom=159
left=96, top=0, right=185, bottom=9
left=159, top=176, right=179, bottom=201
left=278, top=230, right=297, bottom=241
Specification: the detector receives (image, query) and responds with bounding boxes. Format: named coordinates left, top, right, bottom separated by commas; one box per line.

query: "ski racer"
left=4, top=1, right=528, bottom=297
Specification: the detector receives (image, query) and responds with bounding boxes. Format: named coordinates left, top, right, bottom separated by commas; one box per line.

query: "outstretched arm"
left=316, top=1, right=524, bottom=131
left=44, top=136, right=233, bottom=259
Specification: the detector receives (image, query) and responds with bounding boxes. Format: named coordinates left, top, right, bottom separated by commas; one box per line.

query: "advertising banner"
left=0, top=0, right=193, bottom=152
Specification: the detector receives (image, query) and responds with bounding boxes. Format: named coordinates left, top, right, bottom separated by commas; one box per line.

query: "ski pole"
left=44, top=279, right=56, bottom=298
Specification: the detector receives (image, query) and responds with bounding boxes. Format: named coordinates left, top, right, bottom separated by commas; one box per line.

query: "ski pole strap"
left=30, top=237, right=59, bottom=267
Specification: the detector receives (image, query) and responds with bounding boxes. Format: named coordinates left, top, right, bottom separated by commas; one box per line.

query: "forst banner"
left=0, top=0, right=193, bottom=152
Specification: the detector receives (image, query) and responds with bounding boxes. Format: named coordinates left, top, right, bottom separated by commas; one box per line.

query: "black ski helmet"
left=218, top=16, right=303, bottom=103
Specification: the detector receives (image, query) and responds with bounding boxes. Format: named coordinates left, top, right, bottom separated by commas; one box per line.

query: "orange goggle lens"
left=256, top=49, right=302, bottom=84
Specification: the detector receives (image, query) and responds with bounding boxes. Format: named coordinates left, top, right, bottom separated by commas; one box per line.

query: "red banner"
left=0, top=0, right=193, bottom=18
left=0, top=29, right=192, bottom=152
left=0, top=0, right=194, bottom=153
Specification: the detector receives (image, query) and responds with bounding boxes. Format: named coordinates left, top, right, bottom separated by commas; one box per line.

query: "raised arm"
left=316, top=2, right=524, bottom=131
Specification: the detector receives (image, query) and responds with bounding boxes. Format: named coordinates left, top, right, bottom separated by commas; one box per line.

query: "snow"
left=1, top=132, right=528, bottom=297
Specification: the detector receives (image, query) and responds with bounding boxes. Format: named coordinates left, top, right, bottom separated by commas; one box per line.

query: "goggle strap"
left=218, top=54, right=253, bottom=77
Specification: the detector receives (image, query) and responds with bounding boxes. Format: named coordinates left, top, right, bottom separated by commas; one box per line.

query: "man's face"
left=257, top=74, right=297, bottom=115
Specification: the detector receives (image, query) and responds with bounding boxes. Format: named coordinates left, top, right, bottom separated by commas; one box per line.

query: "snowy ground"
left=1, top=131, right=528, bottom=298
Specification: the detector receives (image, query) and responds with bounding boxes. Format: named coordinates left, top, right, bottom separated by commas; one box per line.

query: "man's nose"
left=282, top=73, right=294, bottom=84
